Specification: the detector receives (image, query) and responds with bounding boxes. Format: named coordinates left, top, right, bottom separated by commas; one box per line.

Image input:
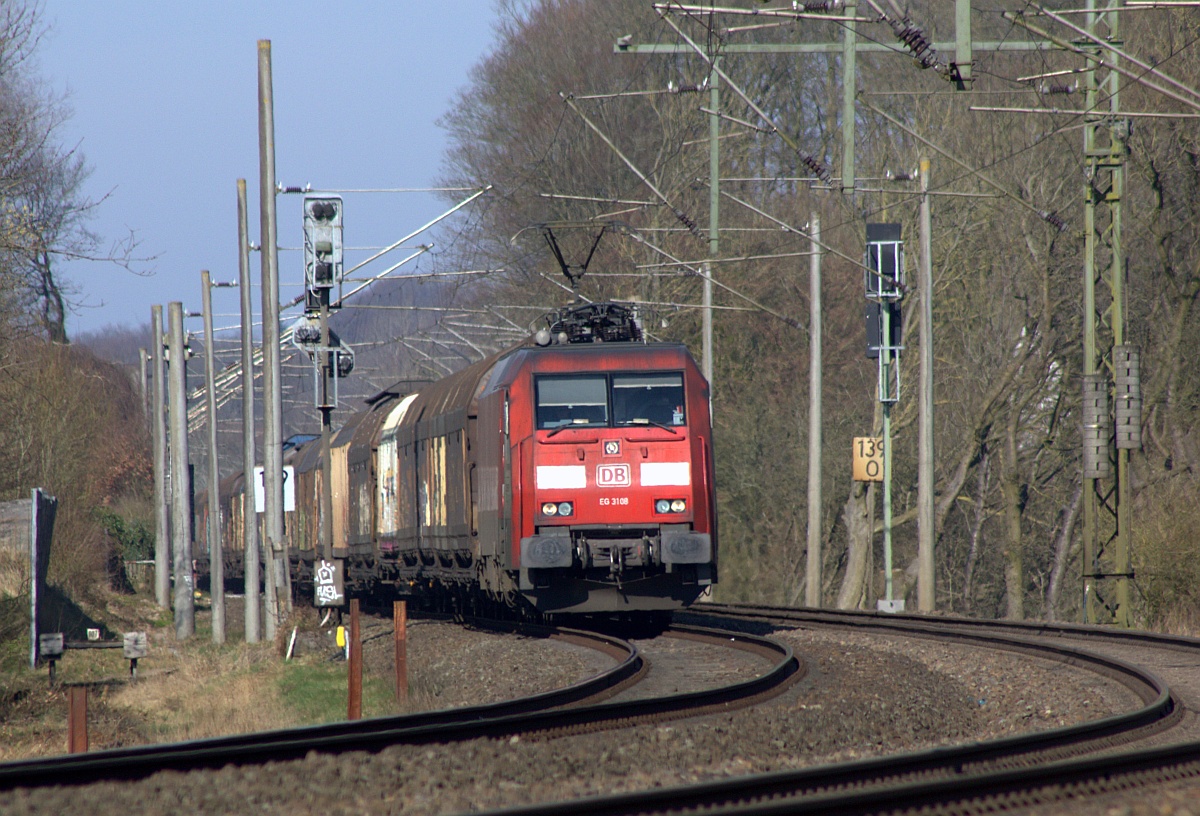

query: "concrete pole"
left=917, top=158, right=936, bottom=612
left=201, top=271, right=225, bottom=644
left=151, top=306, right=170, bottom=609
left=703, top=57, right=720, bottom=405
left=840, top=0, right=857, bottom=193
left=238, top=178, right=261, bottom=644
left=259, top=39, right=285, bottom=636
left=167, top=302, right=195, bottom=639
left=805, top=215, right=823, bottom=608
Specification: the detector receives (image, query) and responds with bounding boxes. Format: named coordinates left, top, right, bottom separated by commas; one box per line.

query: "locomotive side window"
left=536, top=375, right=608, bottom=429
left=612, top=373, right=685, bottom=427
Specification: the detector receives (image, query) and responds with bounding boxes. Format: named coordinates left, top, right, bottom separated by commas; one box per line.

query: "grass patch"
left=277, top=658, right=398, bottom=724
left=112, top=643, right=290, bottom=744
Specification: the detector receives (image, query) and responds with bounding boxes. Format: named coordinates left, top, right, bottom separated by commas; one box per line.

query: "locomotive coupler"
left=609, top=546, right=624, bottom=575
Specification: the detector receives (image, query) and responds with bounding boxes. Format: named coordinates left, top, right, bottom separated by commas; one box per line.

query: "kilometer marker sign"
left=853, top=437, right=884, bottom=482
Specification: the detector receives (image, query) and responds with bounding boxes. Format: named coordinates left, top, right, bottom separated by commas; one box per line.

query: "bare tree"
left=0, top=1, right=145, bottom=344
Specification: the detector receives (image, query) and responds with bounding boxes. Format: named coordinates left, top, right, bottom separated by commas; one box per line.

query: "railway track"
left=7, top=606, right=1192, bottom=815
left=466, top=605, right=1198, bottom=816
left=0, top=621, right=797, bottom=795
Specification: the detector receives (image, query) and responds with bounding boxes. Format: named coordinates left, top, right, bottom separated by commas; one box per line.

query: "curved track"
left=467, top=606, right=1195, bottom=816
left=0, top=622, right=797, bottom=795
left=10, top=607, right=1184, bottom=815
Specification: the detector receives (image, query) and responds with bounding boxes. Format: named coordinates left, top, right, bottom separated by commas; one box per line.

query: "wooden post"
left=348, top=599, right=362, bottom=720
left=67, top=687, right=88, bottom=753
left=394, top=600, right=408, bottom=704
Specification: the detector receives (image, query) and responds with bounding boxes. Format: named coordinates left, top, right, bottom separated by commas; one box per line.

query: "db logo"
left=596, top=463, right=631, bottom=487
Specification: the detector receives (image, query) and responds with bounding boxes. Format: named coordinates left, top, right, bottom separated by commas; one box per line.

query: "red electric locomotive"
left=476, top=303, right=717, bottom=613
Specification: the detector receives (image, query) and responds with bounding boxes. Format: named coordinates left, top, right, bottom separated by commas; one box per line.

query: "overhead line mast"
left=1079, top=0, right=1134, bottom=627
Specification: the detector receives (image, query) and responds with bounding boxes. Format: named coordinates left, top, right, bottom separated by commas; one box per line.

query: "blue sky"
left=39, top=3, right=501, bottom=339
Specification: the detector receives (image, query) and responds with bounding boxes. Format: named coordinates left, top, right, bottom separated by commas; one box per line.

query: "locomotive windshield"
left=612, top=373, right=685, bottom=427
left=535, top=372, right=685, bottom=430
left=536, top=376, right=609, bottom=429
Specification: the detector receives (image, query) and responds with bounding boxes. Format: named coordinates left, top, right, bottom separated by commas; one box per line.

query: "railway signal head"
left=303, top=195, right=343, bottom=294
left=865, top=223, right=903, bottom=300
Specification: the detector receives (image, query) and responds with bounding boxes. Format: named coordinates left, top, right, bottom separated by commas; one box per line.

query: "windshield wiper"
left=545, top=419, right=594, bottom=439
left=625, top=417, right=679, bottom=435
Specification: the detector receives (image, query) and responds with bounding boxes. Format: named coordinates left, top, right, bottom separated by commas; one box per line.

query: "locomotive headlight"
left=542, top=502, right=559, bottom=516
left=655, top=499, right=672, bottom=514
left=670, top=499, right=687, bottom=513
left=557, top=502, right=573, bottom=517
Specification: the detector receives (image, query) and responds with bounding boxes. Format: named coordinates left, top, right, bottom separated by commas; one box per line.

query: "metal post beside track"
left=348, top=599, right=362, bottom=721
left=394, top=600, right=408, bottom=705
left=67, top=687, right=87, bottom=754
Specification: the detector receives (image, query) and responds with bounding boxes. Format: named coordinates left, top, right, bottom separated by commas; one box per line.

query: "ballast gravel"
left=0, top=618, right=1142, bottom=816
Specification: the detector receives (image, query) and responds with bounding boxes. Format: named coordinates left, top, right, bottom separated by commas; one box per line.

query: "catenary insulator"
left=800, top=153, right=833, bottom=184
left=671, top=207, right=704, bottom=240
left=800, top=0, right=844, bottom=11
left=888, top=17, right=951, bottom=76
left=1040, top=210, right=1067, bottom=232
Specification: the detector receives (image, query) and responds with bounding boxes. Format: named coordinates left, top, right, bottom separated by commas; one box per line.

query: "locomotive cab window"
left=612, top=373, right=685, bottom=427
left=536, top=375, right=609, bottom=429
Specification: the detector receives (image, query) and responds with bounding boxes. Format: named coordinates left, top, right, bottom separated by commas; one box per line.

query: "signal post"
left=292, top=194, right=355, bottom=601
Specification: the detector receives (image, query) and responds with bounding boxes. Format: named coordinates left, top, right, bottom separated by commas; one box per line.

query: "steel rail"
left=719, top=601, right=1200, bottom=653
left=0, top=624, right=798, bottom=791
left=502, top=739, right=1200, bottom=816
left=471, top=606, right=1179, bottom=816
left=696, top=604, right=1177, bottom=705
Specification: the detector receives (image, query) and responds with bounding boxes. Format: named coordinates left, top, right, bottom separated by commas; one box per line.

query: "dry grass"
left=110, top=643, right=295, bottom=744
left=0, top=590, right=398, bottom=760
left=0, top=550, right=27, bottom=599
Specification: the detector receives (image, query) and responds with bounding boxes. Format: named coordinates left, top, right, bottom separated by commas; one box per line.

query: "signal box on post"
left=303, top=195, right=343, bottom=310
